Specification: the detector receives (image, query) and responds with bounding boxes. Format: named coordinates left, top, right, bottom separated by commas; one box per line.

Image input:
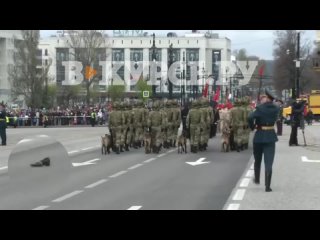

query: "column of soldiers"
left=107, top=97, right=251, bottom=155
left=108, top=99, right=181, bottom=154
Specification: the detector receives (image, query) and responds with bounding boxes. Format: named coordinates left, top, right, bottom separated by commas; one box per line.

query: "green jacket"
left=248, top=102, right=280, bottom=143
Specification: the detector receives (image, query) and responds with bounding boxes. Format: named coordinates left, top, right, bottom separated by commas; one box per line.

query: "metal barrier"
left=6, top=115, right=107, bottom=127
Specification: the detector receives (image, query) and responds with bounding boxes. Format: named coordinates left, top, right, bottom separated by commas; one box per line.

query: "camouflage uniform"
left=109, top=102, right=123, bottom=154
left=186, top=100, right=203, bottom=153
left=230, top=100, right=245, bottom=152
left=148, top=100, right=165, bottom=153
left=133, top=100, right=144, bottom=148
left=123, top=102, right=133, bottom=151
left=171, top=100, right=181, bottom=147
left=159, top=100, right=168, bottom=148
left=164, top=100, right=174, bottom=147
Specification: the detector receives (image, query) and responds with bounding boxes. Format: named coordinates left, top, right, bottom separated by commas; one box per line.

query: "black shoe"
left=125, top=144, right=129, bottom=151
left=116, top=146, right=120, bottom=154
left=41, top=157, right=50, bottom=166
left=120, top=146, right=124, bottom=152
left=30, top=161, right=43, bottom=167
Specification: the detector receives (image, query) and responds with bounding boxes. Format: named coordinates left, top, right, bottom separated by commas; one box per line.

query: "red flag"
left=259, top=65, right=265, bottom=77
left=202, top=79, right=209, bottom=97
left=213, top=86, right=220, bottom=102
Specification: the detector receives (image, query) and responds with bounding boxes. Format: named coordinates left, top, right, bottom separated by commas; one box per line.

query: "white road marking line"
left=157, top=153, right=167, bottom=158
left=232, top=189, right=246, bottom=201
left=167, top=149, right=176, bottom=153
left=88, top=158, right=100, bottom=163
left=0, top=166, right=8, bottom=171
left=144, top=158, right=156, bottom=163
left=127, top=206, right=142, bottom=210
left=68, top=150, right=79, bottom=154
left=52, top=190, right=83, bottom=203
left=128, top=164, right=143, bottom=170
left=32, top=205, right=50, bottom=210
left=226, top=204, right=240, bottom=210
left=246, top=170, right=254, bottom=177
left=301, top=156, right=320, bottom=163
left=72, top=158, right=101, bottom=167
left=85, top=179, right=108, bottom=189
left=240, top=178, right=251, bottom=188
left=109, top=171, right=127, bottom=178
left=82, top=147, right=95, bottom=151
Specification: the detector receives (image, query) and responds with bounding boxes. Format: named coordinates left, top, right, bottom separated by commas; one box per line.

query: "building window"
left=45, top=49, right=48, bottom=56
left=112, top=49, right=124, bottom=61
left=130, top=49, right=143, bottom=61
left=45, top=59, right=48, bottom=66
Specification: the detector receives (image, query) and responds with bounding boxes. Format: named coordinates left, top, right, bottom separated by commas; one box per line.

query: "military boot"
left=125, top=144, right=129, bottom=151
left=120, top=145, right=124, bottom=152
left=253, top=164, right=260, bottom=184
left=193, top=145, right=198, bottom=153
left=265, top=171, right=272, bottom=192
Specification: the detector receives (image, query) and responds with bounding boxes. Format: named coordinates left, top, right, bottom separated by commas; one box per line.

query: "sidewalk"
left=224, top=124, right=320, bottom=210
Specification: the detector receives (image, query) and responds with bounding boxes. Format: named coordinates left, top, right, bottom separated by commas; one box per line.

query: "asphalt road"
left=0, top=128, right=252, bottom=210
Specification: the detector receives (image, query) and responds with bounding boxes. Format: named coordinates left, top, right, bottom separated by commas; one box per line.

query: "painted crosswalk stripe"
left=232, top=189, right=246, bottom=201
left=0, top=166, right=8, bottom=171
left=246, top=170, right=254, bottom=177
left=226, top=204, right=240, bottom=210
left=52, top=190, right=83, bottom=203
left=85, top=179, right=108, bottom=189
left=240, top=178, right=251, bottom=188
left=109, top=171, right=127, bottom=178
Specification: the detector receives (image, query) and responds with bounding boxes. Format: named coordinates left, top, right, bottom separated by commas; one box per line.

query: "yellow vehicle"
left=309, top=90, right=320, bottom=120
left=282, top=95, right=308, bottom=123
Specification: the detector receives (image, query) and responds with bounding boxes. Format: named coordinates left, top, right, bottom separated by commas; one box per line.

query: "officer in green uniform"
left=164, top=100, right=174, bottom=148
left=248, top=89, right=280, bottom=192
left=123, top=102, right=132, bottom=151
left=0, top=104, right=7, bottom=146
left=199, top=98, right=210, bottom=151
left=159, top=100, right=168, bottom=149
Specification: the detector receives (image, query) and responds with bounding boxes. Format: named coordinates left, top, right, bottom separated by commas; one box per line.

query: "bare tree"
left=272, top=30, right=315, bottom=97
left=8, top=30, right=52, bottom=108
left=65, top=30, right=108, bottom=105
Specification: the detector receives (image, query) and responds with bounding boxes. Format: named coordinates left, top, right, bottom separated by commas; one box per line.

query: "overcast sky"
left=40, top=30, right=316, bottom=60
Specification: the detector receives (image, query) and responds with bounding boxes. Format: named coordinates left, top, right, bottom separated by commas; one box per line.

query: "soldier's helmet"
left=153, top=100, right=160, bottom=110
left=172, top=99, right=178, bottom=107
left=166, top=100, right=172, bottom=108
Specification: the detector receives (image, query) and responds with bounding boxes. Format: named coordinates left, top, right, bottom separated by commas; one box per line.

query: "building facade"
left=0, top=30, right=23, bottom=104
left=39, top=32, right=231, bottom=100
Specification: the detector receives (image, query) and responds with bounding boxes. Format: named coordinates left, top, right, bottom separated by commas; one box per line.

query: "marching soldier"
left=164, top=100, right=174, bottom=148
left=248, top=89, right=280, bottom=192
left=0, top=104, right=7, bottom=146
left=123, top=102, right=133, bottom=151
left=186, top=100, right=203, bottom=153
left=199, top=98, right=210, bottom=151
left=159, top=100, right=168, bottom=149
left=230, top=99, right=245, bottom=152
left=109, top=102, right=123, bottom=154
left=148, top=100, right=164, bottom=153
left=171, top=99, right=181, bottom=147
left=133, top=100, right=144, bottom=149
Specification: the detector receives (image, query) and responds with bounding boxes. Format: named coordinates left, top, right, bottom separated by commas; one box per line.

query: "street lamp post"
left=151, top=33, right=157, bottom=97
left=168, top=43, right=173, bottom=99
left=296, top=31, right=301, bottom=99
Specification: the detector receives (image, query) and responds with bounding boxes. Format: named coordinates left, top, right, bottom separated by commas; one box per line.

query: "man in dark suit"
left=248, top=90, right=280, bottom=192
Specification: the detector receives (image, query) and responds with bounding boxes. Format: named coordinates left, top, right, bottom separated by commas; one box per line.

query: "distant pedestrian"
left=0, top=104, right=7, bottom=146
